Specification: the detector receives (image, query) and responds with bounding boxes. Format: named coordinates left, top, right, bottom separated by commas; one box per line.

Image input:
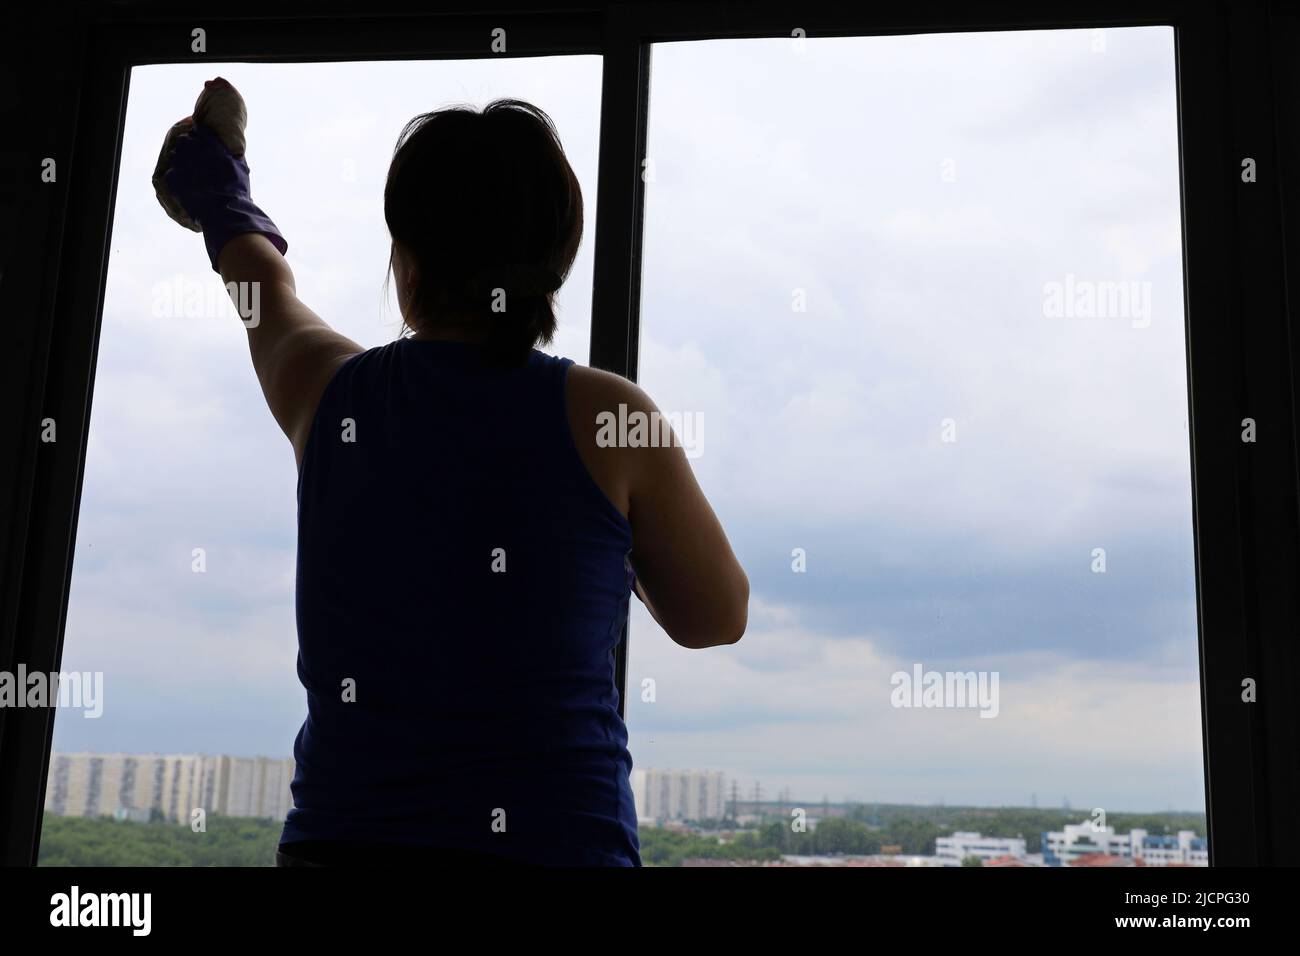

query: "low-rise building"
left=1043, top=822, right=1207, bottom=866
left=935, top=831, right=1028, bottom=866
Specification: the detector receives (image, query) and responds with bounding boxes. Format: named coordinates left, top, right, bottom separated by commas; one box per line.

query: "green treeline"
left=842, top=804, right=1207, bottom=855
left=642, top=806, right=1206, bottom=865
left=38, top=813, right=283, bottom=867
left=38, top=805, right=1207, bottom=867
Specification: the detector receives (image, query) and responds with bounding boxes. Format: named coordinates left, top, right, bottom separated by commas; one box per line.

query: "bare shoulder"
left=563, top=363, right=655, bottom=520
left=565, top=363, right=653, bottom=413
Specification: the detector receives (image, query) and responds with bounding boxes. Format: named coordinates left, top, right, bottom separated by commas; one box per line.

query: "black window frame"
left=2, top=0, right=1297, bottom=867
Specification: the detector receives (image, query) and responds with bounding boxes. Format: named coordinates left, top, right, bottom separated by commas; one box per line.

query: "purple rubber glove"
left=162, top=122, right=288, bottom=273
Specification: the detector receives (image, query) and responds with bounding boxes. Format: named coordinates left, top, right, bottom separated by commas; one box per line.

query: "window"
left=38, top=56, right=602, bottom=866
left=629, top=27, right=1203, bottom=861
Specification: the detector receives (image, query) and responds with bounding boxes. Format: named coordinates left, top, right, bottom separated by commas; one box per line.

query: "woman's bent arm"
left=567, top=365, right=749, bottom=649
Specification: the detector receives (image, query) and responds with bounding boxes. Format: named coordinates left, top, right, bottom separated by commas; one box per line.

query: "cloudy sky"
left=53, top=26, right=1204, bottom=813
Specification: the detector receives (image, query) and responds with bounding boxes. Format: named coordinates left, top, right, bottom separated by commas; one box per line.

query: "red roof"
left=1070, top=853, right=1134, bottom=867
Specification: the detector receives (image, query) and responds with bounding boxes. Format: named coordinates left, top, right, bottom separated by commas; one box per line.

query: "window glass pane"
left=41, top=57, right=602, bottom=866
left=632, top=27, right=1204, bottom=866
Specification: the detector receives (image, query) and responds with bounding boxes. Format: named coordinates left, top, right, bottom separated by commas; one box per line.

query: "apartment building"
left=630, top=768, right=727, bottom=823
left=44, top=752, right=295, bottom=824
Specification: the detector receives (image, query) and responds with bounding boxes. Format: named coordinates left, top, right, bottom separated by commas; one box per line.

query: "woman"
left=164, top=89, right=749, bottom=867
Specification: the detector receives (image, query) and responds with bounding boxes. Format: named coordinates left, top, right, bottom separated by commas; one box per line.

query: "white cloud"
left=627, top=597, right=1204, bottom=810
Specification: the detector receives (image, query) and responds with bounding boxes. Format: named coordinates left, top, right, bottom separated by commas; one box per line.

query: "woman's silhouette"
left=164, top=89, right=749, bottom=866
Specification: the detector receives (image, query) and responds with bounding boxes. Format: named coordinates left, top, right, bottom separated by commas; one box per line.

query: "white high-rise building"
left=630, top=768, right=726, bottom=823
left=44, top=752, right=295, bottom=824
left=201, top=754, right=296, bottom=820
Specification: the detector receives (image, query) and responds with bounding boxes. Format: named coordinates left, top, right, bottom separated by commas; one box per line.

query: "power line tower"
left=752, top=781, right=763, bottom=821
left=728, top=779, right=740, bottom=822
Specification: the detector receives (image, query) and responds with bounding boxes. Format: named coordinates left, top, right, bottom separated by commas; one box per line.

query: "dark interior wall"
left=0, top=1, right=97, bottom=866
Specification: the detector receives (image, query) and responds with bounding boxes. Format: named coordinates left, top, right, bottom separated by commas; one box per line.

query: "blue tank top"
left=280, top=338, right=640, bottom=866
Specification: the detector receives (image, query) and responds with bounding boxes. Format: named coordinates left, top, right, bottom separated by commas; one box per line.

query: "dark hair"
left=383, top=99, right=583, bottom=365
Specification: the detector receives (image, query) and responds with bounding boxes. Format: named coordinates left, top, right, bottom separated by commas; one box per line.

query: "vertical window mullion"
left=590, top=6, right=652, bottom=719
